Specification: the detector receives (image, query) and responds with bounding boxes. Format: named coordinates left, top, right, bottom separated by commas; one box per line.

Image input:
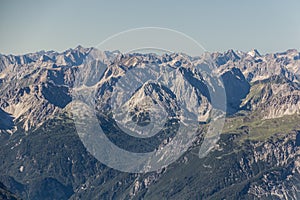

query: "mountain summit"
left=247, top=49, right=261, bottom=57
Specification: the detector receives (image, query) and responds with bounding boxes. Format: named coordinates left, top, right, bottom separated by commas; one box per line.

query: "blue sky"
left=0, top=0, right=299, bottom=55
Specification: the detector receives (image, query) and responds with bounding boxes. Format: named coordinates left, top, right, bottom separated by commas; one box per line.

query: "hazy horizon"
left=0, top=44, right=299, bottom=57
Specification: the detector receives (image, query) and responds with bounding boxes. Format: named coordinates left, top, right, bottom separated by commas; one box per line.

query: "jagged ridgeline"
left=0, top=46, right=299, bottom=199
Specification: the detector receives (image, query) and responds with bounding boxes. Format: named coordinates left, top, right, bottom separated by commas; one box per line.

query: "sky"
left=0, top=0, right=300, bottom=55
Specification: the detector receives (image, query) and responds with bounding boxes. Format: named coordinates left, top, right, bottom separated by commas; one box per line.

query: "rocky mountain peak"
left=247, top=49, right=261, bottom=57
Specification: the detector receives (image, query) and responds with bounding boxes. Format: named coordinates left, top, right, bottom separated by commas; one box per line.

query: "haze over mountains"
left=0, top=47, right=300, bottom=199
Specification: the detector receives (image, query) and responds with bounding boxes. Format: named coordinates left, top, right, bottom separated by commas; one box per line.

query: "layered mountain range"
left=1, top=47, right=299, bottom=133
left=0, top=47, right=299, bottom=199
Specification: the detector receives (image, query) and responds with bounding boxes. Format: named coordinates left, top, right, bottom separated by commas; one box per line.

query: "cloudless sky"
left=0, top=0, right=299, bottom=55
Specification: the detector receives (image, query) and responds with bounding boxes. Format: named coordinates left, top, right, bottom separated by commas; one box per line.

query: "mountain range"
left=0, top=46, right=299, bottom=199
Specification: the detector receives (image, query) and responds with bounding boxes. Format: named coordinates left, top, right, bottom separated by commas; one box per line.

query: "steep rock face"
left=213, top=49, right=300, bottom=118
left=126, top=132, right=300, bottom=200
left=1, top=83, right=62, bottom=131
left=221, top=67, right=250, bottom=115
left=246, top=133, right=300, bottom=199
left=242, top=76, right=300, bottom=118
left=0, top=47, right=112, bottom=131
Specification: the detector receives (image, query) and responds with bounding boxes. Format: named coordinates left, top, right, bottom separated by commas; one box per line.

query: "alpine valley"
left=0, top=46, right=300, bottom=199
